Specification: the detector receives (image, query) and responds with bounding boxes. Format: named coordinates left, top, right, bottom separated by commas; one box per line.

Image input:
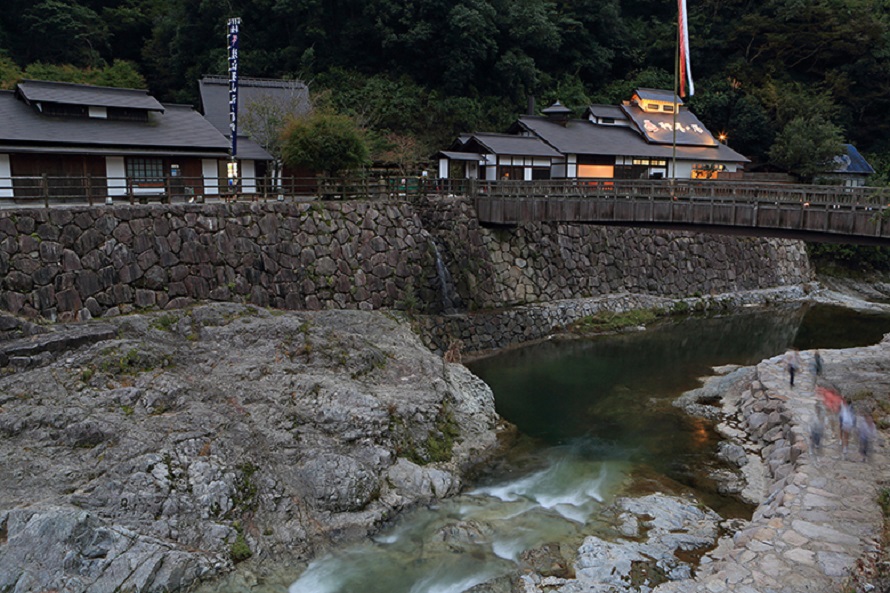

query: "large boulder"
left=0, top=304, right=502, bottom=592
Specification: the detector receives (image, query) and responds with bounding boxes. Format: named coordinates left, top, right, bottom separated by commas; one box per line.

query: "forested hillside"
left=1, top=0, right=889, bottom=175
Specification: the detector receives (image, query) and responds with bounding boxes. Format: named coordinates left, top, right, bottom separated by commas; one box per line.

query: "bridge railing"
left=2, top=174, right=889, bottom=211
left=473, top=179, right=890, bottom=207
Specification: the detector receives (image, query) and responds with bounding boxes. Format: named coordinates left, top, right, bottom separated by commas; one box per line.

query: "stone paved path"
left=655, top=340, right=890, bottom=593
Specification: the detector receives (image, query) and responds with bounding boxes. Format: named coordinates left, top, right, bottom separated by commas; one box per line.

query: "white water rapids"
left=289, top=445, right=630, bottom=593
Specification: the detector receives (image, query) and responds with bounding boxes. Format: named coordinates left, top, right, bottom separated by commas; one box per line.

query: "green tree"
left=281, top=111, right=370, bottom=176
left=241, top=85, right=312, bottom=180
left=768, top=115, right=845, bottom=181
left=19, top=0, right=109, bottom=67
left=0, top=53, right=23, bottom=90
left=22, top=60, right=145, bottom=88
left=688, top=77, right=774, bottom=162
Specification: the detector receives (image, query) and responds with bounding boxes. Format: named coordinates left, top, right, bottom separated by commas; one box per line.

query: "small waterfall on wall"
left=430, top=239, right=459, bottom=314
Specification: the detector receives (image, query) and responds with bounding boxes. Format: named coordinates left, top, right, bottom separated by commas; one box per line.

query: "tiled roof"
left=17, top=80, right=164, bottom=112
left=621, top=103, right=718, bottom=147
left=634, top=88, right=683, bottom=105
left=435, top=150, right=484, bottom=161
left=467, top=132, right=563, bottom=158
left=516, top=116, right=749, bottom=163
left=833, top=144, right=875, bottom=175
left=0, top=90, right=230, bottom=155
left=231, top=136, right=274, bottom=161
left=199, top=76, right=311, bottom=137
left=584, top=104, right=626, bottom=120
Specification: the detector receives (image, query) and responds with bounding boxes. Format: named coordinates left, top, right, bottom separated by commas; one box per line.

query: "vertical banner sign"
left=227, top=17, right=241, bottom=159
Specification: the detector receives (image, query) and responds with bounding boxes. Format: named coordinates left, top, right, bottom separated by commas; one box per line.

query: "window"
left=127, top=158, right=165, bottom=184
left=602, top=117, right=615, bottom=124
left=691, top=163, right=725, bottom=179
left=498, top=166, right=524, bottom=180
left=578, top=164, right=614, bottom=178
left=662, top=104, right=675, bottom=113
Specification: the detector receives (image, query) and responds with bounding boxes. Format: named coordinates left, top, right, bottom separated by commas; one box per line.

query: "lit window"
left=691, top=163, right=725, bottom=179
left=578, top=164, right=614, bottom=178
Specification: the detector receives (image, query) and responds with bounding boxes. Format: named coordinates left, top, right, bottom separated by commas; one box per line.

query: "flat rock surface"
left=0, top=303, right=502, bottom=593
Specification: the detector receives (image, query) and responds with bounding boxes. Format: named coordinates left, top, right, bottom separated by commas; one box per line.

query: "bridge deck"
left=473, top=180, right=890, bottom=245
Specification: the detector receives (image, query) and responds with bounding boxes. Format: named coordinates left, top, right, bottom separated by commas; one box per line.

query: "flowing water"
left=216, top=303, right=890, bottom=593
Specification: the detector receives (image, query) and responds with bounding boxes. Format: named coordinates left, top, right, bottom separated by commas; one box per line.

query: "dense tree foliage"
left=1, top=0, right=890, bottom=174
left=769, top=115, right=845, bottom=181
left=281, top=111, right=370, bottom=176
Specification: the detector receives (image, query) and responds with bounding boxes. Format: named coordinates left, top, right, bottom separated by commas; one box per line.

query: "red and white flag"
left=678, top=0, right=694, bottom=97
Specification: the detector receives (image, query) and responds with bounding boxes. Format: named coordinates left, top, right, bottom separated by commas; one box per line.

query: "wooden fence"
left=0, top=175, right=476, bottom=207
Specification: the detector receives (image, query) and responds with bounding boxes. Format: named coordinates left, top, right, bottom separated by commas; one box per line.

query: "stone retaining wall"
left=0, top=198, right=813, bottom=344
left=417, top=197, right=813, bottom=311
left=418, top=286, right=811, bottom=355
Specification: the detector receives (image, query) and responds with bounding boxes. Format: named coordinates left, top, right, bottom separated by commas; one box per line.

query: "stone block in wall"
left=134, top=289, right=156, bottom=308
left=55, top=288, right=82, bottom=314
left=38, top=241, right=62, bottom=263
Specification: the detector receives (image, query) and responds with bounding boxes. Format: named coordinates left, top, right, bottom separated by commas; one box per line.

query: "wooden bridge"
left=472, top=180, right=890, bottom=245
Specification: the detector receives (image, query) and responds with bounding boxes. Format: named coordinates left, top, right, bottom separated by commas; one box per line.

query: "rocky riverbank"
left=511, top=311, right=890, bottom=592
left=0, top=303, right=503, bottom=593
left=2, top=282, right=888, bottom=593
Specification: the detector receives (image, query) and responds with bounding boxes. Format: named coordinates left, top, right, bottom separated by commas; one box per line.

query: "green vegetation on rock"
left=570, top=308, right=662, bottom=334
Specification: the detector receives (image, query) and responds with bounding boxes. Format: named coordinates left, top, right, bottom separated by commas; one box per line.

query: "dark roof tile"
left=833, top=144, right=875, bottom=175
left=0, top=90, right=230, bottom=154
left=17, top=80, right=164, bottom=112
left=467, top=132, right=563, bottom=158
left=517, top=116, right=748, bottom=163
left=199, top=75, right=310, bottom=137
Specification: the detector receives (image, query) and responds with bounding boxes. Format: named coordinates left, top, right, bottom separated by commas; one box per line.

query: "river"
left=227, top=303, right=890, bottom=593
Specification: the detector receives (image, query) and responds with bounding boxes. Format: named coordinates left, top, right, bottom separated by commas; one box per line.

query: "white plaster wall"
left=567, top=155, right=577, bottom=178
left=203, top=159, right=219, bottom=195
left=0, top=154, right=12, bottom=198
left=438, top=158, right=448, bottom=179
left=106, top=157, right=127, bottom=196
left=671, top=161, right=694, bottom=179
left=241, top=160, right=256, bottom=193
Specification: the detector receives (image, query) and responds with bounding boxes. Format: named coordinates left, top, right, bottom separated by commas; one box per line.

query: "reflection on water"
left=279, top=303, right=890, bottom=593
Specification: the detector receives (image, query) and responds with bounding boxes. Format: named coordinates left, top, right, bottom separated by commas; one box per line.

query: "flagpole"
left=672, top=8, right=679, bottom=196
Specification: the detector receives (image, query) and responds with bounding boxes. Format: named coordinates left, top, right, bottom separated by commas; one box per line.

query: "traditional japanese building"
left=817, top=144, right=875, bottom=187
left=0, top=80, right=235, bottom=201
left=198, top=75, right=310, bottom=190
left=437, top=88, right=749, bottom=181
